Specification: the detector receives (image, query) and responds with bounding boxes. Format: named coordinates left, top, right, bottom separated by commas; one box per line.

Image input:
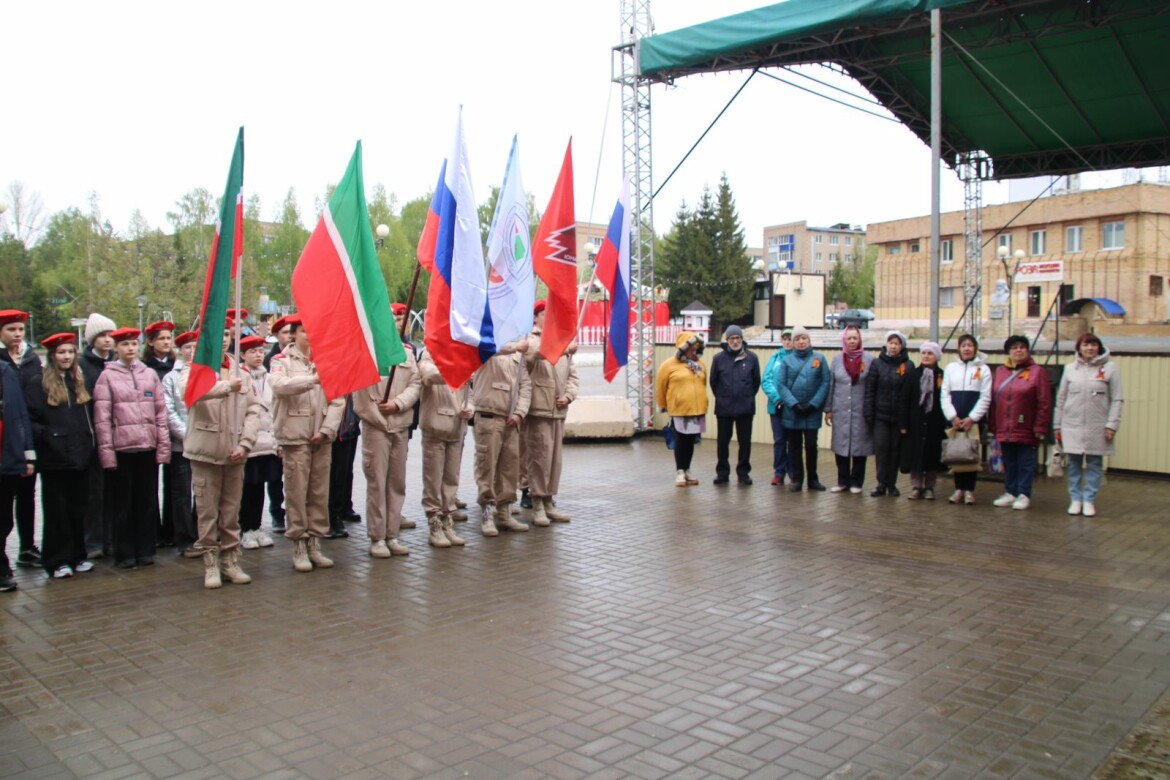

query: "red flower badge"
left=897, top=364, right=906, bottom=376
left=812, top=358, right=821, bottom=368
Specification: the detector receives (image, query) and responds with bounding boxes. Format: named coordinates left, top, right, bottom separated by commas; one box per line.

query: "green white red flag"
left=185, top=127, right=244, bottom=408
left=291, top=141, right=405, bottom=401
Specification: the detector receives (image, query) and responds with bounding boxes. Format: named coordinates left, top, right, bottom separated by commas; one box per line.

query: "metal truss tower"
left=615, top=0, right=656, bottom=430
left=957, top=152, right=990, bottom=340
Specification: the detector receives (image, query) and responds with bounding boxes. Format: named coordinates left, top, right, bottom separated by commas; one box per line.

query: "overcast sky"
left=0, top=0, right=1104, bottom=246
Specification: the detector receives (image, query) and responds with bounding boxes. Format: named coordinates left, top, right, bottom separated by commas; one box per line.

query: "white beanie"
left=85, top=312, right=117, bottom=346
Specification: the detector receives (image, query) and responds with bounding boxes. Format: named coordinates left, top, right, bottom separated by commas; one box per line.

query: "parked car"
left=837, top=309, right=875, bottom=329
left=824, top=311, right=839, bottom=329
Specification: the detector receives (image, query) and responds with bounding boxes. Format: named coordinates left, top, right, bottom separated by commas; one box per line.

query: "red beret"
left=145, top=320, right=175, bottom=337
left=284, top=314, right=303, bottom=328
left=0, top=309, right=29, bottom=327
left=391, top=303, right=407, bottom=316
left=41, top=333, right=77, bottom=351
left=270, top=315, right=291, bottom=334
left=239, top=335, right=266, bottom=352
left=227, top=308, right=249, bottom=321
left=534, top=300, right=547, bottom=315
left=175, top=331, right=199, bottom=347
left=110, top=327, right=141, bottom=343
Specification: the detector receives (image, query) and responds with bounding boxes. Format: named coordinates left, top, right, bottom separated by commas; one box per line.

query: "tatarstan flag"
left=185, top=127, right=244, bottom=408
left=291, top=141, right=405, bottom=400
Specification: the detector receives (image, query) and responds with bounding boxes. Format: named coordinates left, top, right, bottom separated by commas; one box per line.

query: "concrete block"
left=565, top=396, right=635, bottom=439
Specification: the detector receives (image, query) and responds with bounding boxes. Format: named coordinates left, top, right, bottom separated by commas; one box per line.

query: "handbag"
left=987, top=436, right=1005, bottom=475
left=662, top=420, right=676, bottom=451
left=1047, top=443, right=1066, bottom=478
left=942, top=429, right=980, bottom=466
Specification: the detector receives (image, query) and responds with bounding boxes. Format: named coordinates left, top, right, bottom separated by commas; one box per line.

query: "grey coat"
left=1054, top=350, right=1123, bottom=456
left=828, top=354, right=875, bottom=457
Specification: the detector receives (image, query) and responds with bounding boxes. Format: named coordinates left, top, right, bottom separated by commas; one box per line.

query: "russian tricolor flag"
left=595, top=177, right=632, bottom=382
left=418, top=110, right=488, bottom=390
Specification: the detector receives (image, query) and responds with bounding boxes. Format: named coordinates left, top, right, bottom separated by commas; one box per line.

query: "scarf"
left=919, top=365, right=936, bottom=412
left=841, top=329, right=865, bottom=384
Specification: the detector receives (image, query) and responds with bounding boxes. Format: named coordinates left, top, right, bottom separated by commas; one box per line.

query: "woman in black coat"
left=24, top=333, right=96, bottom=578
left=899, top=341, right=948, bottom=500
left=864, top=331, right=914, bottom=496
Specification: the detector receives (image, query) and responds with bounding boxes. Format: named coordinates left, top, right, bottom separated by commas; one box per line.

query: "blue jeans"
left=1066, top=453, right=1103, bottom=502
left=1001, top=442, right=1037, bottom=497
left=769, top=413, right=790, bottom=478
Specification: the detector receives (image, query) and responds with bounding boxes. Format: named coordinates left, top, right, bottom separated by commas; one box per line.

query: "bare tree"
left=2, top=181, right=47, bottom=244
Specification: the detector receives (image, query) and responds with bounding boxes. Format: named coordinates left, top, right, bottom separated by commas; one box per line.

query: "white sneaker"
left=256, top=530, right=274, bottom=548
left=1067, top=500, right=1083, bottom=515
left=369, top=540, right=391, bottom=558
left=241, top=530, right=260, bottom=550
left=993, top=493, right=1017, bottom=508
left=75, top=560, right=95, bottom=573
left=675, top=470, right=687, bottom=487
left=964, top=491, right=976, bottom=505
left=1012, top=495, right=1031, bottom=510
left=948, top=490, right=964, bottom=504
left=830, top=485, right=847, bottom=493
left=849, top=486, right=862, bottom=494
left=684, top=470, right=699, bottom=485
left=1082, top=502, right=1097, bottom=517
left=52, top=565, right=73, bottom=579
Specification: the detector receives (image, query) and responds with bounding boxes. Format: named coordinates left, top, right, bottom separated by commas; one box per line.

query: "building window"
left=829, top=253, right=839, bottom=263
left=997, top=234, right=1012, bottom=253
left=910, top=241, right=921, bottom=253
left=1066, top=225, right=1083, bottom=252
left=887, top=245, right=901, bottom=255
left=939, top=287, right=955, bottom=307
left=845, top=236, right=853, bottom=245
left=1152, top=276, right=1164, bottom=297
left=830, top=235, right=839, bottom=245
left=1102, top=221, right=1124, bottom=250
left=1030, top=230, right=1047, bottom=256
left=815, top=252, right=822, bottom=262
left=940, top=239, right=954, bottom=263
left=815, top=234, right=823, bottom=244
left=1059, top=284, right=1075, bottom=311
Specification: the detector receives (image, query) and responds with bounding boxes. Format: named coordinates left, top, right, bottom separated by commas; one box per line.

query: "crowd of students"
left=657, top=324, right=1124, bottom=515
left=0, top=300, right=577, bottom=592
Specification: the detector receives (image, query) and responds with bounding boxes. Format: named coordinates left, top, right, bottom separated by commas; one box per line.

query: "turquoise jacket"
left=761, top=347, right=793, bottom=415
left=777, top=348, right=831, bottom=430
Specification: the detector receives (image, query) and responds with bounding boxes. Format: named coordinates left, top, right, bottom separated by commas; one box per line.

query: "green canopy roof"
left=638, top=0, right=1170, bottom=178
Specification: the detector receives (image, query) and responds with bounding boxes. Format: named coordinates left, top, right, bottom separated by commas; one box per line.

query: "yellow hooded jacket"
left=656, top=332, right=709, bottom=417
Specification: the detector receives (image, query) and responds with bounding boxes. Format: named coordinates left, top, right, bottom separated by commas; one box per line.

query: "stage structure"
left=629, top=0, right=1170, bottom=347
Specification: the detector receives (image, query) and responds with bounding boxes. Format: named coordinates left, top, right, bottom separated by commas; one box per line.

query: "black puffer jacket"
left=864, top=348, right=914, bottom=424
left=709, top=344, right=761, bottom=418
left=80, top=348, right=113, bottom=394
left=24, top=373, right=95, bottom=472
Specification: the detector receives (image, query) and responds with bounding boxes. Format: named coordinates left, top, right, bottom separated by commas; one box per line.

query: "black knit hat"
left=1003, top=334, right=1029, bottom=352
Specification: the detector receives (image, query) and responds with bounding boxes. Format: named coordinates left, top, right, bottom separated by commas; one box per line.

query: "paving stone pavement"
left=3, top=437, right=1169, bottom=779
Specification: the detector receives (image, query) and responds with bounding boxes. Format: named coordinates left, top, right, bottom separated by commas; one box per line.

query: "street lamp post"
left=997, top=246, right=1026, bottom=336
left=375, top=223, right=390, bottom=248
left=136, top=295, right=147, bottom=335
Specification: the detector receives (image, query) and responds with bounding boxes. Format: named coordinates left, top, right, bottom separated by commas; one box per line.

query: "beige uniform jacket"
left=353, top=348, right=421, bottom=434
left=524, top=332, right=579, bottom=420
left=418, top=351, right=471, bottom=441
left=470, top=347, right=531, bottom=420
left=268, top=344, right=345, bottom=445
left=181, top=368, right=261, bottom=465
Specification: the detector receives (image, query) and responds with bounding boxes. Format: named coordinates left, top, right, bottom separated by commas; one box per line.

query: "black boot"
left=520, top=489, right=533, bottom=509
left=326, top=516, right=349, bottom=539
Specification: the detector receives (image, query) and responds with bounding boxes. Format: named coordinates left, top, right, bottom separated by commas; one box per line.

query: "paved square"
left=3, top=437, right=1168, bottom=778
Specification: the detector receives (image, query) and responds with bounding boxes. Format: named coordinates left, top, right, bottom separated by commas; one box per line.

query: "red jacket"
left=988, top=357, right=1052, bottom=444
left=94, top=360, right=171, bottom=469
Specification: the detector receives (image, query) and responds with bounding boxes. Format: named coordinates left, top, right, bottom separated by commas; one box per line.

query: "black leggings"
left=674, top=433, right=698, bottom=471
left=787, top=429, right=819, bottom=485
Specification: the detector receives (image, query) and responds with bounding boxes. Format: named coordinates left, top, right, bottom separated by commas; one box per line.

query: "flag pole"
left=381, top=259, right=423, bottom=404
left=230, top=244, right=243, bottom=449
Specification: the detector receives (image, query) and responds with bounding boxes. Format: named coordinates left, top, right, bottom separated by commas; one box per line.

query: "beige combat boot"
left=428, top=514, right=452, bottom=548
left=441, top=515, right=465, bottom=546
left=202, top=549, right=222, bottom=589
left=307, top=537, right=334, bottom=568
left=530, top=497, right=550, bottom=527
left=481, top=505, right=499, bottom=537
left=221, top=549, right=252, bottom=585
left=292, top=539, right=313, bottom=572
left=543, top=497, right=570, bottom=523
left=496, top=504, right=529, bottom=532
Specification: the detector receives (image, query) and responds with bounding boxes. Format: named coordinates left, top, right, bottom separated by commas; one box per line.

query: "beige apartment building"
left=868, top=183, right=1170, bottom=332
left=763, top=220, right=866, bottom=275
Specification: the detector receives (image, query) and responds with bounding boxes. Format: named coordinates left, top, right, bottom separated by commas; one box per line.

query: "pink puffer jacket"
left=94, top=360, right=171, bottom=469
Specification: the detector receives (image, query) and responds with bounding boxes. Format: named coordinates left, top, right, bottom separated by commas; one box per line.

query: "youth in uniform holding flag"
left=269, top=317, right=344, bottom=572
left=418, top=348, right=470, bottom=548
left=471, top=340, right=532, bottom=536
left=523, top=301, right=577, bottom=526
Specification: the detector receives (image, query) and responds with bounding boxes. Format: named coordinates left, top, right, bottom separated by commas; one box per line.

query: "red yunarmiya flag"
left=532, top=140, right=576, bottom=363
left=185, top=127, right=244, bottom=408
